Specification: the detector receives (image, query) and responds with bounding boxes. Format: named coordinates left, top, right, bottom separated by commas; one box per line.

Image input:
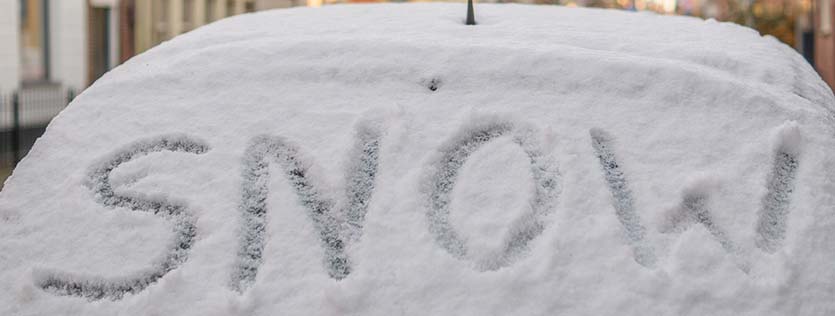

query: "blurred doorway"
left=88, top=6, right=111, bottom=85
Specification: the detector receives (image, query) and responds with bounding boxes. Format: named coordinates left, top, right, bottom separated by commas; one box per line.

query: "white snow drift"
left=1, top=3, right=834, bottom=315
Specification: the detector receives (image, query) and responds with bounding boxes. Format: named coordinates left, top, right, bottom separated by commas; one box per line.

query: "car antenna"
left=466, top=0, right=476, bottom=25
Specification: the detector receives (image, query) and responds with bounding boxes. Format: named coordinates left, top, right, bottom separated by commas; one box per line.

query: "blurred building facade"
left=121, top=0, right=306, bottom=61
left=1, top=0, right=87, bottom=93
left=0, top=0, right=302, bottom=95
left=0, top=1, right=19, bottom=93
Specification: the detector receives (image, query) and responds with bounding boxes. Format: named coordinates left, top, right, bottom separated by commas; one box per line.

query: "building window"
left=88, top=7, right=112, bottom=85
left=20, top=0, right=49, bottom=82
left=183, top=0, right=194, bottom=31
left=152, top=0, right=168, bottom=42
left=206, top=0, right=217, bottom=22
left=226, top=0, right=235, bottom=16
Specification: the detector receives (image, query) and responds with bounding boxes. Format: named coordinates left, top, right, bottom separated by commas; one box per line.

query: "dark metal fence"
left=0, top=84, right=74, bottom=185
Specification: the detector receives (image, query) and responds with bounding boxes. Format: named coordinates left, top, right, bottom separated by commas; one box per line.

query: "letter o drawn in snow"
left=424, top=119, right=561, bottom=271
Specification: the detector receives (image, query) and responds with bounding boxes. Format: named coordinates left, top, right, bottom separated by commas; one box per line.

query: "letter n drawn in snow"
left=232, top=121, right=383, bottom=292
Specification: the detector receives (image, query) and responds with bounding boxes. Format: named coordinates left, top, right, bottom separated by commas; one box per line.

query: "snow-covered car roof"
left=1, top=3, right=834, bottom=315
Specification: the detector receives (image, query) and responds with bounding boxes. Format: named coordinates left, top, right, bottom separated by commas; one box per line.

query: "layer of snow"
left=2, top=3, right=834, bottom=315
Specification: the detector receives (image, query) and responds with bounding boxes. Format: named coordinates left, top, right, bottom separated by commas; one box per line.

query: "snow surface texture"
left=1, top=3, right=834, bottom=315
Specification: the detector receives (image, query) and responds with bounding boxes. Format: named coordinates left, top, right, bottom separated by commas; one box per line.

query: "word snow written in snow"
left=34, top=119, right=801, bottom=300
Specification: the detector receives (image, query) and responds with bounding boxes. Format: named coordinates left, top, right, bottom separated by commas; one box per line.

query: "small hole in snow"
left=427, top=78, right=441, bottom=92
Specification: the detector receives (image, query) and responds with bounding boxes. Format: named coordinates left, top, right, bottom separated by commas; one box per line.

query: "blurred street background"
left=0, top=0, right=832, bottom=188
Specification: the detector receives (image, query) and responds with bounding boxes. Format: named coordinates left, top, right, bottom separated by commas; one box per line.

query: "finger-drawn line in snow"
left=232, top=122, right=381, bottom=292
left=589, top=129, right=656, bottom=268
left=591, top=123, right=801, bottom=270
left=424, top=120, right=561, bottom=271
left=660, top=188, right=750, bottom=272
left=755, top=132, right=800, bottom=253
left=37, top=135, right=210, bottom=300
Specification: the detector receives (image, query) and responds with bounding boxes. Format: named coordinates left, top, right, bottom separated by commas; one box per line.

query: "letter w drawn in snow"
left=232, top=122, right=382, bottom=292
left=590, top=123, right=801, bottom=272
